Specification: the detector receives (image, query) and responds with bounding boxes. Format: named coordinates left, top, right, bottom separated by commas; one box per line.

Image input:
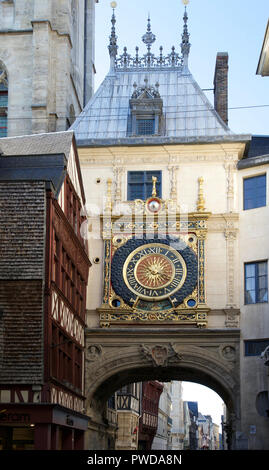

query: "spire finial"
left=108, top=2, right=118, bottom=72
left=142, top=14, right=156, bottom=65
left=181, top=0, right=191, bottom=70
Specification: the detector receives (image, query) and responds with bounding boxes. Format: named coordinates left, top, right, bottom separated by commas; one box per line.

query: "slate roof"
left=0, top=130, right=74, bottom=159
left=0, top=130, right=86, bottom=203
left=71, top=68, right=232, bottom=144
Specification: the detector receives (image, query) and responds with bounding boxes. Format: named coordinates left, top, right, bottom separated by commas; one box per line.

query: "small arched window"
left=0, top=67, right=8, bottom=137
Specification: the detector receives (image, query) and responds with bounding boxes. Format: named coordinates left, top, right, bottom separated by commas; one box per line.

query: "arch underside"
left=95, top=364, right=234, bottom=410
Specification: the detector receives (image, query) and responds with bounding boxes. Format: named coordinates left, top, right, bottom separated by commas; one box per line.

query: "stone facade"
left=70, top=5, right=269, bottom=450
left=170, top=382, right=185, bottom=450
left=151, top=382, right=172, bottom=450
left=0, top=0, right=97, bottom=136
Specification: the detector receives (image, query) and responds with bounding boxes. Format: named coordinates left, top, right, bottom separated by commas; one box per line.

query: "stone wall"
left=0, top=0, right=96, bottom=136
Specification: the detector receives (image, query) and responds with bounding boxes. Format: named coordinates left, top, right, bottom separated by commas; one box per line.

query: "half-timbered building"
left=0, top=131, right=91, bottom=450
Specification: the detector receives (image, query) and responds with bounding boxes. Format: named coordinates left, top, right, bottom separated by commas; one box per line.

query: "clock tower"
left=99, top=179, right=210, bottom=328
left=70, top=2, right=261, bottom=451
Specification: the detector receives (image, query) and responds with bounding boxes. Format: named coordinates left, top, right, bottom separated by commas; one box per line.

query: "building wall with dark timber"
left=0, top=181, right=46, bottom=384
left=0, top=181, right=46, bottom=279
left=0, top=280, right=44, bottom=383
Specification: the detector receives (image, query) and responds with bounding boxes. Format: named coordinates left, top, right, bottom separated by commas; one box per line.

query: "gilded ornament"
left=197, top=177, right=206, bottom=212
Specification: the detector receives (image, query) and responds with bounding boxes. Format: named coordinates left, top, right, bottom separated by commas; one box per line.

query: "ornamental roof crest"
left=108, top=1, right=191, bottom=72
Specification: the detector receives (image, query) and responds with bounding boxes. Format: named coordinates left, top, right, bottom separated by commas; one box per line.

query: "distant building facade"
left=151, top=383, right=172, bottom=450
left=170, top=382, right=185, bottom=450
left=138, top=381, right=164, bottom=450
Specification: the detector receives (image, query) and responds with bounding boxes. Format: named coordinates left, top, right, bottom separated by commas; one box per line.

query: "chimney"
left=214, top=52, right=228, bottom=125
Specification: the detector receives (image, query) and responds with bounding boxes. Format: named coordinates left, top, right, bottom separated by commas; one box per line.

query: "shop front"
left=0, top=404, right=89, bottom=450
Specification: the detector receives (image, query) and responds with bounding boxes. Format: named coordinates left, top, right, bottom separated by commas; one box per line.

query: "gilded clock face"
left=123, top=243, right=187, bottom=301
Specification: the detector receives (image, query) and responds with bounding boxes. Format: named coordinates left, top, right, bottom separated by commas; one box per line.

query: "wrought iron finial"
left=108, top=2, right=118, bottom=71
left=142, top=15, right=156, bottom=64
left=181, top=0, right=191, bottom=69
left=115, top=5, right=189, bottom=71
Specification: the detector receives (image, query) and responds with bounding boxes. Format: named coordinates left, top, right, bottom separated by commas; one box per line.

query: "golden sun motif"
left=135, top=255, right=174, bottom=289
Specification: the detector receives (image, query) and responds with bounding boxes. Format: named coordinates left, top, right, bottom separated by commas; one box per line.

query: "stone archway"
left=85, top=327, right=240, bottom=450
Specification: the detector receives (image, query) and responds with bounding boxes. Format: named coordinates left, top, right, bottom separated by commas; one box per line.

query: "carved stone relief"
left=140, top=343, right=182, bottom=367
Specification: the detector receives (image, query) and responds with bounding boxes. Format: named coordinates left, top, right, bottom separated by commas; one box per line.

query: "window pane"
left=258, top=262, right=267, bottom=276
left=245, top=263, right=256, bottom=304
left=128, top=171, right=162, bottom=200
left=259, top=276, right=267, bottom=289
left=245, top=339, right=269, bottom=356
left=136, top=119, right=155, bottom=135
left=245, top=263, right=255, bottom=278
left=128, top=172, right=144, bottom=183
left=145, top=171, right=161, bottom=182
left=245, top=290, right=256, bottom=304
left=258, top=288, right=268, bottom=302
left=246, top=278, right=255, bottom=290
left=245, top=261, right=268, bottom=304
left=128, top=183, right=144, bottom=200
left=244, top=175, right=266, bottom=210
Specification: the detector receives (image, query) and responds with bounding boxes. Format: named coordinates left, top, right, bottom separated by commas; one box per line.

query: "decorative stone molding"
left=224, top=218, right=238, bottom=309
left=140, top=343, right=182, bottom=367
left=219, top=344, right=236, bottom=362
left=86, top=345, right=103, bottom=362
left=168, top=165, right=179, bottom=203
left=224, top=308, right=240, bottom=328
left=113, top=165, right=124, bottom=204
left=224, top=159, right=237, bottom=213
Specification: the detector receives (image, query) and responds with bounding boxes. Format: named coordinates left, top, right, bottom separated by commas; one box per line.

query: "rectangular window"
left=136, top=118, right=155, bottom=135
left=243, top=174, right=266, bottom=210
left=245, top=339, right=269, bottom=357
left=127, top=170, right=162, bottom=200
left=244, top=261, right=268, bottom=304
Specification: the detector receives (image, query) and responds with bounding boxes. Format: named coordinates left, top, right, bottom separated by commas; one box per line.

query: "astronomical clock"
left=98, top=177, right=210, bottom=328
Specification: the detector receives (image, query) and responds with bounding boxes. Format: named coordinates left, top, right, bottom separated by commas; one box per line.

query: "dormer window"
left=136, top=118, right=155, bottom=135
left=128, top=78, right=164, bottom=136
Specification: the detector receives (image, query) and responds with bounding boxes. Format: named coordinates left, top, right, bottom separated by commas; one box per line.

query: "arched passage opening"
left=84, top=332, right=240, bottom=451
left=98, top=369, right=230, bottom=451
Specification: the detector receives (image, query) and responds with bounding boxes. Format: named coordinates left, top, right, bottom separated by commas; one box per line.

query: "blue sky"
left=95, top=0, right=269, bottom=136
